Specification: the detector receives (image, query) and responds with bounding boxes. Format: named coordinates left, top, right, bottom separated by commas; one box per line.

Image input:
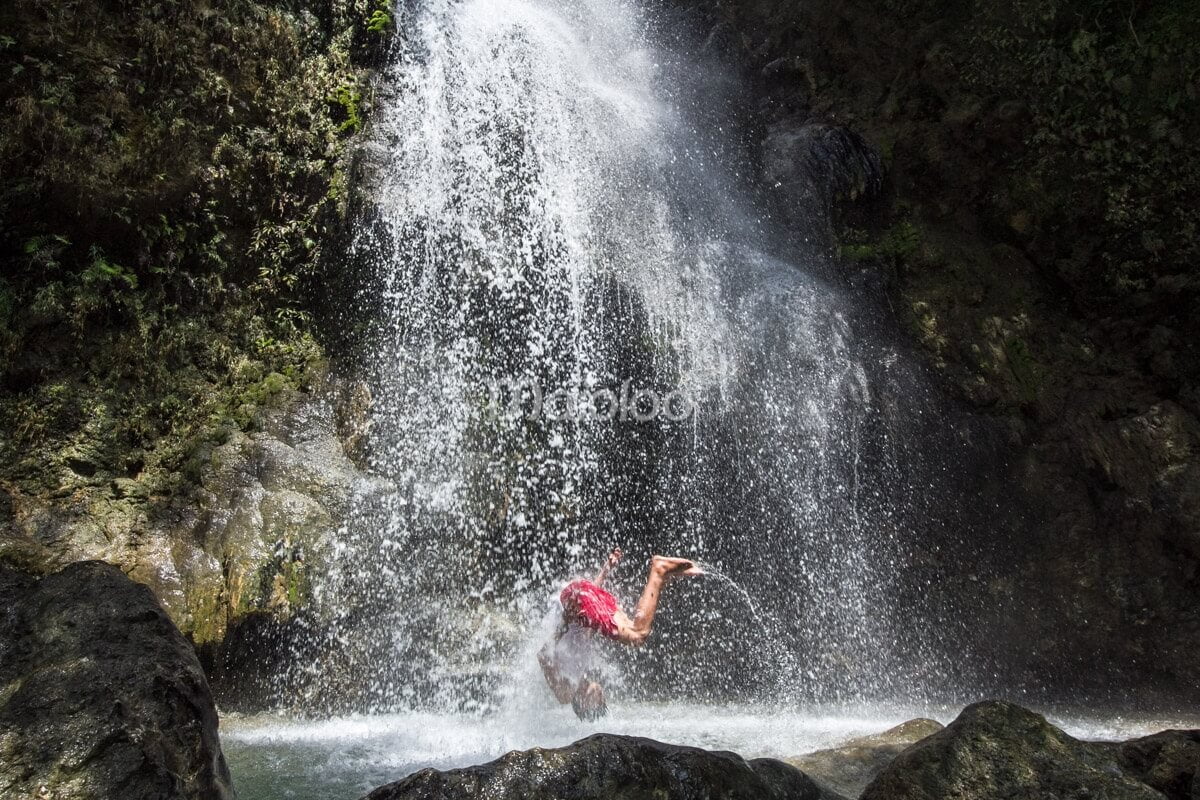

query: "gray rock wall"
left=1, top=380, right=369, bottom=657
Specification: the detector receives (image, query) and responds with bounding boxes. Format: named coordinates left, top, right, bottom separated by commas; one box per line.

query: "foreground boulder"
left=860, top=701, right=1161, bottom=800
left=0, top=562, right=233, bottom=800
left=788, top=718, right=944, bottom=798
left=1116, top=730, right=1200, bottom=800
left=364, top=733, right=823, bottom=800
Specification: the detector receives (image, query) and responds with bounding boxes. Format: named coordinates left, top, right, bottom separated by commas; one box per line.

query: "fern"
left=366, top=5, right=392, bottom=34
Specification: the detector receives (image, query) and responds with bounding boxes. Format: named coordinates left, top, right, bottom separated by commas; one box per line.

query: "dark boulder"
left=1117, top=729, right=1200, bottom=800
left=860, top=701, right=1161, bottom=800
left=364, top=733, right=825, bottom=800
left=762, top=122, right=883, bottom=225
left=0, top=561, right=233, bottom=800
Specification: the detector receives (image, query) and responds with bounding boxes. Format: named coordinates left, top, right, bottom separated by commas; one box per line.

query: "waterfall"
left=289, top=0, right=946, bottom=714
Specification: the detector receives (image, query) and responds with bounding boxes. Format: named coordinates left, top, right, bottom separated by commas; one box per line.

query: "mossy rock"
left=861, top=702, right=1162, bottom=800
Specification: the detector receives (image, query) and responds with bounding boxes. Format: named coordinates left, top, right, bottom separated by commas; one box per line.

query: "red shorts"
left=560, top=579, right=619, bottom=638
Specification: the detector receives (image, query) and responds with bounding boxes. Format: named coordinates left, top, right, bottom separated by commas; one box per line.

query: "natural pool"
left=222, top=702, right=1199, bottom=800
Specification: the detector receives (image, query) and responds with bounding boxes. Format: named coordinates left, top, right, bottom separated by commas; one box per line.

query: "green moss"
left=840, top=221, right=924, bottom=263
left=239, top=545, right=309, bottom=617
left=188, top=597, right=230, bottom=647
left=285, top=560, right=309, bottom=608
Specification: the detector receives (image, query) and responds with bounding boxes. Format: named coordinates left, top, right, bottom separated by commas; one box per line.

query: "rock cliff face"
left=0, top=0, right=382, bottom=667
left=2, top=0, right=1196, bottom=712
left=671, top=0, right=1200, bottom=704
left=0, top=562, right=233, bottom=800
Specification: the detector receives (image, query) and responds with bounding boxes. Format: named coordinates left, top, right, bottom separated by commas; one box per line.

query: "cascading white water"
left=214, top=4, right=1200, bottom=796
left=288, top=0, right=944, bottom=714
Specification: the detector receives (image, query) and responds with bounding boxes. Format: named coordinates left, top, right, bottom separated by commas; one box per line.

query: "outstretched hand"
left=594, top=547, right=623, bottom=586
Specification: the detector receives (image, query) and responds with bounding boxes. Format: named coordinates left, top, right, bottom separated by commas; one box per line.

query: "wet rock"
left=763, top=122, right=883, bottom=228
left=333, top=379, right=374, bottom=466
left=703, top=21, right=741, bottom=58
left=674, top=0, right=1200, bottom=704
left=788, top=718, right=944, bottom=798
left=860, top=701, right=1161, bottom=800
left=177, top=390, right=363, bottom=641
left=364, top=734, right=825, bottom=800
left=1116, top=729, right=1200, bottom=800
left=2, top=383, right=366, bottom=651
left=0, top=561, right=233, bottom=800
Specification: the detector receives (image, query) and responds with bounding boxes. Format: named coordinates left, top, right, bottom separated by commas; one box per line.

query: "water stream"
left=276, top=0, right=944, bottom=717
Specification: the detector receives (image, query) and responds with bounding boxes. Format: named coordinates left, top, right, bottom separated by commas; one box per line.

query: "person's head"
left=559, top=584, right=584, bottom=626
left=571, top=678, right=607, bottom=721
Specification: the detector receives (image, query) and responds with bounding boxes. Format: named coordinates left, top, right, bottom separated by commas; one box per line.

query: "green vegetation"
left=840, top=221, right=923, bottom=263
left=367, top=0, right=394, bottom=34
left=823, top=0, right=1198, bottom=416
left=0, top=0, right=385, bottom=500
left=334, top=84, right=366, bottom=133
left=962, top=0, right=1200, bottom=301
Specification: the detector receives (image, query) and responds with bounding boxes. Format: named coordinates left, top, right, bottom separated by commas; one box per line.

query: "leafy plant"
left=964, top=0, right=1200, bottom=300
left=333, top=84, right=364, bottom=133
left=367, top=1, right=393, bottom=34
left=83, top=248, right=137, bottom=290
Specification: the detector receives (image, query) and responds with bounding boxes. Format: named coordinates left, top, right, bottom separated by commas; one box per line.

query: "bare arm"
left=538, top=623, right=573, bottom=704
left=593, top=547, right=622, bottom=587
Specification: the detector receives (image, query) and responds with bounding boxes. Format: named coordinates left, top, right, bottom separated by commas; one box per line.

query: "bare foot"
left=651, top=555, right=704, bottom=577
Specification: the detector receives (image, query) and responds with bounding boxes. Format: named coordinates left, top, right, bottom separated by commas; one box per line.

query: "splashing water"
left=215, top=1, right=1199, bottom=795
left=694, top=565, right=780, bottom=643
left=259, top=0, right=954, bottom=717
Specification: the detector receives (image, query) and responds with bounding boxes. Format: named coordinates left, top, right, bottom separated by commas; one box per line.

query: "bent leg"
left=611, top=556, right=698, bottom=646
